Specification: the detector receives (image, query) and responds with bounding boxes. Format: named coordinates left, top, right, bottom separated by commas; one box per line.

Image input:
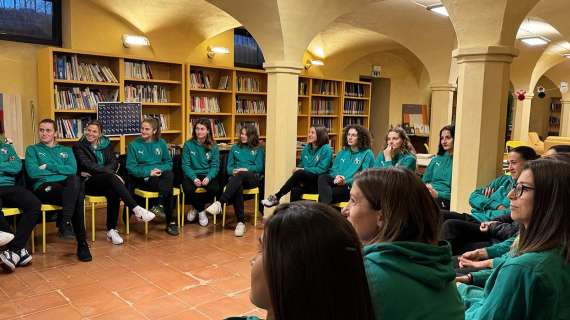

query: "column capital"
left=560, top=100, right=570, bottom=105
left=452, top=46, right=518, bottom=64
left=263, top=61, right=303, bottom=74
left=431, top=83, right=457, bottom=92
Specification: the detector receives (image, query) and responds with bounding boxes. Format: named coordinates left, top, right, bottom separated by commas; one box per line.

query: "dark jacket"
left=488, top=214, right=519, bottom=242
left=73, top=136, right=118, bottom=176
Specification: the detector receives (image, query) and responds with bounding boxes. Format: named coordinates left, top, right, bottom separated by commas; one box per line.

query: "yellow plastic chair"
left=505, top=140, right=527, bottom=152
left=180, top=187, right=207, bottom=227
left=84, top=195, right=129, bottom=242
left=332, top=202, right=349, bottom=209
left=2, top=208, right=35, bottom=254
left=222, top=187, right=260, bottom=226
left=40, top=204, right=63, bottom=254
left=301, top=194, right=319, bottom=201
left=128, top=187, right=181, bottom=235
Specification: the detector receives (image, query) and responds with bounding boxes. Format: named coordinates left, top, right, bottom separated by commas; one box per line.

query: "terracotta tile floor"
left=0, top=207, right=266, bottom=319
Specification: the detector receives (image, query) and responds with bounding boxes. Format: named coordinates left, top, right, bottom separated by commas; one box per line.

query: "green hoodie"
left=0, top=143, right=22, bottom=186
left=469, top=175, right=514, bottom=222
left=329, top=148, right=375, bottom=186
left=375, top=151, right=417, bottom=172
left=422, top=152, right=453, bottom=200
left=25, top=143, right=77, bottom=190
left=458, top=249, right=570, bottom=319
left=226, top=144, right=264, bottom=175
left=92, top=135, right=110, bottom=165
left=181, top=139, right=220, bottom=180
left=126, top=137, right=172, bottom=178
left=470, top=236, right=517, bottom=286
left=364, top=242, right=464, bottom=320
left=299, top=143, right=333, bottom=175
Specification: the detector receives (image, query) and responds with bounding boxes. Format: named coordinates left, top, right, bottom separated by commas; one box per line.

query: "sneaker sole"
left=18, top=256, right=32, bottom=267
left=107, top=236, right=124, bottom=245
left=0, top=256, right=16, bottom=272
left=261, top=201, right=278, bottom=208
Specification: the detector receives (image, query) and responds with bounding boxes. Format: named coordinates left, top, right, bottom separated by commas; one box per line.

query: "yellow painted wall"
left=530, top=77, right=561, bottom=138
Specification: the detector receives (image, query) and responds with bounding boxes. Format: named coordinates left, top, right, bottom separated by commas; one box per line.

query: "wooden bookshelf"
left=37, top=47, right=185, bottom=154
left=341, top=80, right=371, bottom=135
left=549, top=98, right=561, bottom=136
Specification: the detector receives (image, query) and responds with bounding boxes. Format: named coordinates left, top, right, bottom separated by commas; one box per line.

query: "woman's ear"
left=376, top=210, right=384, bottom=228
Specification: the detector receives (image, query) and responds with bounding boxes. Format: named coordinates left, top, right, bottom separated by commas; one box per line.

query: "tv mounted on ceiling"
left=0, top=0, right=62, bottom=46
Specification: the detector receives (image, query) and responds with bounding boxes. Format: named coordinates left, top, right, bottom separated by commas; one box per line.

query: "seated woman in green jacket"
left=375, top=127, right=416, bottom=172
left=422, top=124, right=454, bottom=209
left=342, top=168, right=464, bottom=320
left=456, top=158, right=570, bottom=319
left=318, top=124, right=375, bottom=205
left=206, top=124, right=264, bottom=237
left=181, top=119, right=220, bottom=227
left=244, top=201, right=374, bottom=320
left=126, top=118, right=177, bottom=236
left=262, top=126, right=332, bottom=207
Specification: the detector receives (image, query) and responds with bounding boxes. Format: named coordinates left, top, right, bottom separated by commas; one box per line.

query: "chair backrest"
left=528, top=132, right=542, bottom=146
left=505, top=140, right=528, bottom=152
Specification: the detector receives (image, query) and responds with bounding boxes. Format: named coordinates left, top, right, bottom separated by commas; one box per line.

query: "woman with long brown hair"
left=375, top=127, right=416, bottom=171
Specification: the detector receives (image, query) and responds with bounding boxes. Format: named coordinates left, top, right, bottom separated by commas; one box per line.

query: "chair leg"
left=91, top=203, right=96, bottom=242
left=176, top=194, right=180, bottom=228
left=254, top=194, right=259, bottom=227
left=181, top=192, right=185, bottom=228
left=222, top=203, right=227, bottom=226
left=31, top=230, right=35, bottom=254
left=42, top=211, right=46, bottom=254
left=145, top=198, right=149, bottom=235
left=125, top=206, right=130, bottom=235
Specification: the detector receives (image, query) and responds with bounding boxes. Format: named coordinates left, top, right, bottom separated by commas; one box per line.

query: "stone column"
left=429, top=83, right=456, bottom=153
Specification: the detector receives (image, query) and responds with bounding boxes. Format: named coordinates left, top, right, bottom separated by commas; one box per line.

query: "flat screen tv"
left=0, top=0, right=62, bottom=46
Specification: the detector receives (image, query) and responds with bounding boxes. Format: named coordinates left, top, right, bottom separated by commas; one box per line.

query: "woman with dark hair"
left=441, top=146, right=539, bottom=254
left=127, top=118, right=177, bottom=236
left=262, top=126, right=332, bottom=207
left=422, top=124, right=454, bottom=209
left=246, top=201, right=375, bottom=320
left=544, top=144, right=570, bottom=156
left=73, top=120, right=155, bottom=245
left=375, top=126, right=416, bottom=171
left=317, top=124, right=374, bottom=205
left=457, top=159, right=570, bottom=319
left=24, top=119, right=91, bottom=262
left=206, top=125, right=264, bottom=237
left=342, top=168, right=463, bottom=320
left=181, top=119, right=220, bottom=227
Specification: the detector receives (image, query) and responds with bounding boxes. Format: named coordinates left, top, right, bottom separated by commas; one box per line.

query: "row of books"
left=311, top=99, right=335, bottom=115
left=345, top=83, right=367, bottom=97
left=236, top=121, right=260, bottom=136
left=144, top=113, right=170, bottom=130
left=551, top=102, right=562, bottom=112
left=125, top=85, right=169, bottom=103
left=343, top=100, right=366, bottom=115
left=310, top=118, right=333, bottom=132
left=54, top=54, right=118, bottom=83
left=299, top=81, right=309, bottom=95
left=125, top=61, right=153, bottom=80
left=237, top=76, right=263, bottom=92
left=191, top=96, right=220, bottom=113
left=190, top=71, right=231, bottom=90
left=343, top=117, right=364, bottom=127
left=549, top=115, right=560, bottom=125
left=54, top=86, right=118, bottom=110
left=56, top=117, right=92, bottom=139
left=313, top=80, right=338, bottom=95
left=191, top=118, right=227, bottom=138
left=236, top=98, right=266, bottom=114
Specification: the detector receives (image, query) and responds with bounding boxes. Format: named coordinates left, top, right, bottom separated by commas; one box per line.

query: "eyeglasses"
left=511, top=182, right=535, bottom=198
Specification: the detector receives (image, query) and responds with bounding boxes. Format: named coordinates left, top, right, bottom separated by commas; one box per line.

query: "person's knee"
left=67, top=175, right=82, bottom=191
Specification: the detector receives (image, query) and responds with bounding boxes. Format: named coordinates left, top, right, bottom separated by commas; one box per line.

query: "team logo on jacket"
left=38, top=152, right=47, bottom=157
left=190, top=151, right=196, bottom=156
left=155, top=148, right=161, bottom=156
left=60, top=152, right=68, bottom=159
left=206, top=152, right=211, bottom=160
left=251, top=150, right=256, bottom=156
left=354, top=158, right=361, bottom=164
left=0, top=148, right=7, bottom=154
left=315, top=155, right=320, bottom=161
left=137, top=150, right=144, bottom=155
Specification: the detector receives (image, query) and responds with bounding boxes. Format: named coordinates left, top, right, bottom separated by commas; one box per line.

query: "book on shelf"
left=236, top=121, right=260, bottom=136
left=311, top=98, right=335, bottom=115
left=125, top=84, right=169, bottom=103
left=56, top=117, right=92, bottom=139
left=125, top=61, right=153, bottom=80
left=345, top=83, right=366, bottom=97
left=310, top=118, right=333, bottom=132
left=191, top=96, right=220, bottom=113
left=298, top=101, right=302, bottom=113
left=53, top=54, right=118, bottom=83
left=191, top=118, right=227, bottom=138
left=343, top=100, right=366, bottom=115
left=190, top=70, right=212, bottom=89
left=299, top=81, right=308, bottom=95
left=343, top=117, right=364, bottom=127
left=218, top=75, right=231, bottom=90
left=236, top=98, right=266, bottom=114
left=237, top=76, right=262, bottom=92
left=551, top=102, right=562, bottom=112
left=313, top=80, right=338, bottom=95
left=54, top=85, right=118, bottom=110
left=144, top=113, right=169, bottom=130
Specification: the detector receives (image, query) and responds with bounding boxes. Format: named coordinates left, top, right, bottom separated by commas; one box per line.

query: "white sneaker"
left=234, top=222, right=246, bottom=237
left=205, top=201, right=222, bottom=216
left=0, top=231, right=14, bottom=246
left=186, top=208, right=198, bottom=222
left=106, top=229, right=124, bottom=245
left=133, top=206, right=156, bottom=222
left=0, top=250, right=20, bottom=272
left=198, top=211, right=209, bottom=227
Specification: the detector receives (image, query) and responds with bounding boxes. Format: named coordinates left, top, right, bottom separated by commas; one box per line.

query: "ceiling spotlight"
left=122, top=34, right=150, bottom=48
left=305, top=59, right=324, bottom=70
left=519, top=36, right=550, bottom=46
left=207, top=46, right=230, bottom=59
left=426, top=4, right=448, bottom=17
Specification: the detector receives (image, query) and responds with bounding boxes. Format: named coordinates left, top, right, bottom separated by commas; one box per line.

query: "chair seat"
left=243, top=187, right=259, bottom=195
left=135, top=187, right=181, bottom=198
left=2, top=208, right=21, bottom=216
left=85, top=195, right=107, bottom=204
left=195, top=187, right=207, bottom=193
left=332, top=202, right=348, bottom=209
left=41, top=204, right=62, bottom=211
left=301, top=194, right=319, bottom=201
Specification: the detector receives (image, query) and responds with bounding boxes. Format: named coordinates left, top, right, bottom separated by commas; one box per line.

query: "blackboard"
left=97, top=102, right=142, bottom=136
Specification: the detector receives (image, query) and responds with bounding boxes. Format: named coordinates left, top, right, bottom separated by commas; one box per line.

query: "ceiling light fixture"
left=426, top=4, right=449, bottom=17
left=305, top=59, right=324, bottom=70
left=519, top=36, right=550, bottom=46
left=207, top=46, right=230, bottom=59
left=122, top=34, right=150, bottom=48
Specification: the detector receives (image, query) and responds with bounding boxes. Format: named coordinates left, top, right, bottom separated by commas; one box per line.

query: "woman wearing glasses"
left=456, top=158, right=570, bottom=319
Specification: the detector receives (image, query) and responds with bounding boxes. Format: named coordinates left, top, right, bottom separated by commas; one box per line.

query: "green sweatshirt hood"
left=364, top=241, right=455, bottom=290
left=79, top=135, right=110, bottom=149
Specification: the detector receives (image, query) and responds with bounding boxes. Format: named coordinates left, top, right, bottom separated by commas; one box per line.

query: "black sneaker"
left=76, top=242, right=92, bottom=262
left=58, top=221, right=75, bottom=240
left=0, top=250, right=20, bottom=272
left=150, top=205, right=166, bottom=221
left=166, top=222, right=179, bottom=236
left=261, top=195, right=280, bottom=208
left=17, top=248, right=32, bottom=267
